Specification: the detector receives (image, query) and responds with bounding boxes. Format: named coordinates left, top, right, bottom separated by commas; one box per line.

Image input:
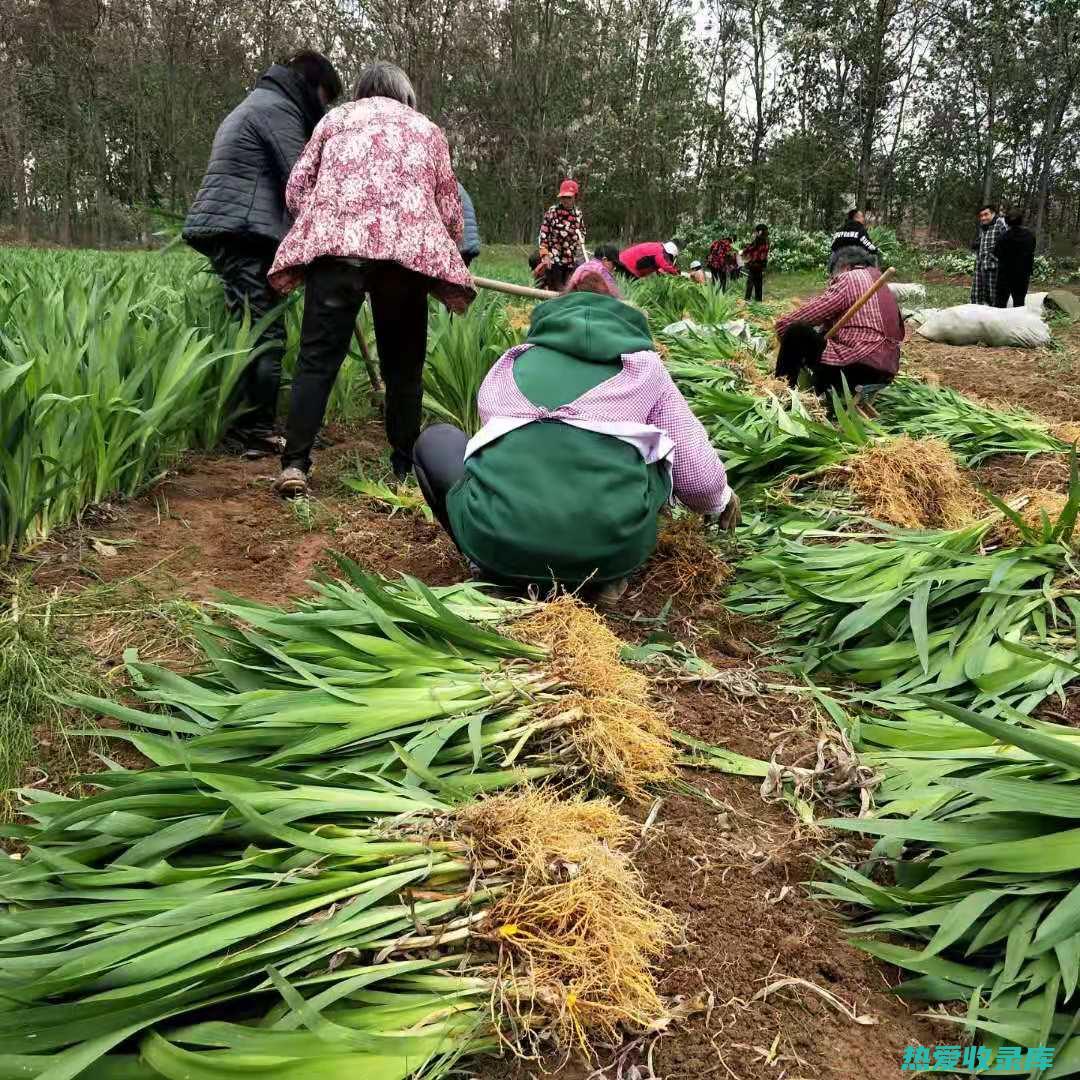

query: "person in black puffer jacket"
left=457, top=184, right=481, bottom=267
left=184, top=51, right=342, bottom=452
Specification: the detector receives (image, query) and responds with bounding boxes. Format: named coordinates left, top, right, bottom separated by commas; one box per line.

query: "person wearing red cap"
left=535, top=179, right=586, bottom=290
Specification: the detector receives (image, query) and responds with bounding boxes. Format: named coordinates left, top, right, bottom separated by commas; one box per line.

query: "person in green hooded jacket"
left=412, top=260, right=737, bottom=600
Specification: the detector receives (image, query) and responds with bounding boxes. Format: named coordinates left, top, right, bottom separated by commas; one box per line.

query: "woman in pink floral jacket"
left=270, top=61, right=476, bottom=496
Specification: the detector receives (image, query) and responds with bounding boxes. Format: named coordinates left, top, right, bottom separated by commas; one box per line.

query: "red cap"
left=558, top=179, right=579, bottom=198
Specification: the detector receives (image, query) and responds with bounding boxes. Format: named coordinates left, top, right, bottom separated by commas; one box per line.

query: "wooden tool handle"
left=825, top=267, right=896, bottom=340
left=471, top=274, right=558, bottom=301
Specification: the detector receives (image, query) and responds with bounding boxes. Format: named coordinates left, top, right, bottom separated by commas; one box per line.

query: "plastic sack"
left=659, top=318, right=768, bottom=353
left=916, top=304, right=1051, bottom=348
left=887, top=282, right=927, bottom=304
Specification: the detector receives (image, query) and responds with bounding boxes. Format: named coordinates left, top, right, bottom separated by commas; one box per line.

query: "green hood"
left=525, top=291, right=652, bottom=362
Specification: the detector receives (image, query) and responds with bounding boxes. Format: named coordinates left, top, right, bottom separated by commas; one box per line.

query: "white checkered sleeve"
left=647, top=364, right=731, bottom=514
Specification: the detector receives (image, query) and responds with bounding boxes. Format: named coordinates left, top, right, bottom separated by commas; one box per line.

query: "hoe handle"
left=471, top=274, right=558, bottom=301
left=825, top=267, right=896, bottom=341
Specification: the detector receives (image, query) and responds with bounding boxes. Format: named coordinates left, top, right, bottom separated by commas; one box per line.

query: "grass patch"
left=470, top=244, right=534, bottom=286
left=0, top=574, right=113, bottom=810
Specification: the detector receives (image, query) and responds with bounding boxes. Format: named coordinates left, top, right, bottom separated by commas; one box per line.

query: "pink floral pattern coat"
left=268, top=97, right=476, bottom=311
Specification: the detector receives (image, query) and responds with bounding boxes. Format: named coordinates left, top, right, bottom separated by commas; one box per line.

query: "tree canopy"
left=1, top=0, right=1077, bottom=251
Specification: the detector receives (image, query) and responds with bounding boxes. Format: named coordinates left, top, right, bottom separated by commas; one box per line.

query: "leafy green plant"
left=423, top=294, right=521, bottom=434
left=0, top=255, right=247, bottom=555
left=628, top=274, right=740, bottom=333
left=341, top=466, right=434, bottom=522
left=875, top=377, right=1070, bottom=464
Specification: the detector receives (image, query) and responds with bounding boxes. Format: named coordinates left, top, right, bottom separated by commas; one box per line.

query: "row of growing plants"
left=0, top=242, right=474, bottom=558
left=662, top=322, right=1080, bottom=1075
left=0, top=564, right=684, bottom=1078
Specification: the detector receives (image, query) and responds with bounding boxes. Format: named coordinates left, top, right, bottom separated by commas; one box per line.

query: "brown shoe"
left=275, top=466, right=308, bottom=498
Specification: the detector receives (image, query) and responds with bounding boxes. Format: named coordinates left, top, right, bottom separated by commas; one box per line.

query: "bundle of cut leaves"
left=874, top=377, right=1071, bottom=465
left=77, top=562, right=675, bottom=795
left=0, top=567, right=679, bottom=1077
left=691, top=387, right=877, bottom=499
left=815, top=697, right=1080, bottom=1073
left=726, top=457, right=1080, bottom=718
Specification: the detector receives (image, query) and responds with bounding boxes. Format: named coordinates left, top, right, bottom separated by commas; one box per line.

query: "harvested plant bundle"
left=817, top=699, right=1080, bottom=1067
left=689, top=387, right=877, bottom=498
left=79, top=562, right=675, bottom=795
left=459, top=788, right=675, bottom=1049
left=875, top=377, right=1070, bottom=464
left=511, top=594, right=676, bottom=795
left=0, top=569, right=678, bottom=1076
left=831, top=435, right=982, bottom=529
left=726, top=493, right=1080, bottom=716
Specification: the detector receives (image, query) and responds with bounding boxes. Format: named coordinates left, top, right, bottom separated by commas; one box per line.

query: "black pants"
left=283, top=258, right=429, bottom=475
left=543, top=263, right=574, bottom=291
left=995, top=276, right=1031, bottom=309
left=745, top=266, right=764, bottom=301
left=206, top=239, right=284, bottom=433
left=710, top=268, right=728, bottom=291
left=775, top=323, right=892, bottom=396
left=413, top=424, right=468, bottom=536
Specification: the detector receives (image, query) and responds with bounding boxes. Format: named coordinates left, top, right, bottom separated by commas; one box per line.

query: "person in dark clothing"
left=742, top=224, right=769, bottom=301
left=829, top=209, right=879, bottom=271
left=283, top=259, right=430, bottom=487
left=994, top=209, right=1037, bottom=308
left=707, top=236, right=737, bottom=290
left=457, top=184, right=481, bottom=267
left=184, top=52, right=342, bottom=453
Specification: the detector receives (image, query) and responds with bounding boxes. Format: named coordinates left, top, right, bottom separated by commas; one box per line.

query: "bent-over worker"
left=410, top=259, right=738, bottom=603
left=618, top=240, right=680, bottom=279
left=774, top=247, right=903, bottom=397
left=268, top=61, right=474, bottom=498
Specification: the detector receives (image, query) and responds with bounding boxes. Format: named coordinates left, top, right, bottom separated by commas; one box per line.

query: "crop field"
left=3, top=242, right=1080, bottom=1080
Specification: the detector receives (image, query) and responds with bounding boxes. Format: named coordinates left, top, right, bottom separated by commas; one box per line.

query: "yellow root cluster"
left=511, top=596, right=676, bottom=795
left=837, top=436, right=982, bottom=529
left=640, top=514, right=732, bottom=607
left=730, top=355, right=792, bottom=398
left=1048, top=420, right=1080, bottom=446
left=459, top=788, right=675, bottom=1050
left=992, top=488, right=1070, bottom=545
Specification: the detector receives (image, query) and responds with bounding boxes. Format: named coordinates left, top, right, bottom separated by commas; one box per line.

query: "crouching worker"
left=411, top=260, right=739, bottom=603
left=774, top=247, right=903, bottom=397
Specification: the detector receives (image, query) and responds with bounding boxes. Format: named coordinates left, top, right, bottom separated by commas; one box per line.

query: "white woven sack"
left=917, top=304, right=1050, bottom=348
